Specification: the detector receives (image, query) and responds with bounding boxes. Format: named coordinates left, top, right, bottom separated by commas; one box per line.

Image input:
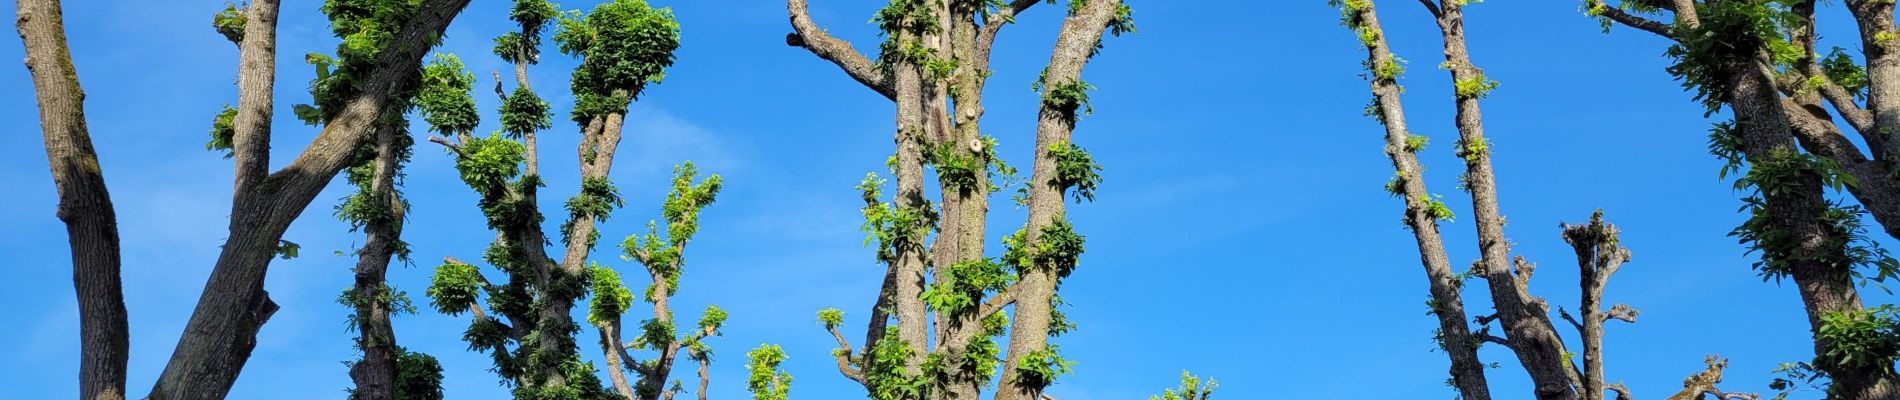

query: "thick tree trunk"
left=1725, top=46, right=1900, bottom=399
left=15, top=1, right=128, bottom=398
left=149, top=1, right=469, bottom=398
left=995, top=3, right=1117, bottom=400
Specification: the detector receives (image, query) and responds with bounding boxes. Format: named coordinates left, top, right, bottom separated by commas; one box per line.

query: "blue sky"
left=1, top=0, right=1888, bottom=399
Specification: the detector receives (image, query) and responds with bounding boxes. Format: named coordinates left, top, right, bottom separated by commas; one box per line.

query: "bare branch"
left=427, top=135, right=464, bottom=154
left=786, top=0, right=894, bottom=99
left=1558, top=307, right=1586, bottom=333
left=1586, top=1, right=1673, bottom=37
left=1607, top=382, right=1634, bottom=400
left=1480, top=333, right=1511, bottom=347
left=978, top=284, right=1019, bottom=320
left=1417, top=0, right=1442, bottom=19
left=1664, top=356, right=1759, bottom=400
left=824, top=324, right=866, bottom=384
left=1602, top=304, right=1639, bottom=324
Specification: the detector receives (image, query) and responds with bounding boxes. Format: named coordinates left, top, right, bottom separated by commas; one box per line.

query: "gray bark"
left=994, top=3, right=1118, bottom=400
left=346, top=114, right=408, bottom=400
left=1559, top=213, right=1634, bottom=400
left=148, top=0, right=468, bottom=395
left=1424, top=2, right=1577, bottom=398
left=1345, top=2, right=1492, bottom=399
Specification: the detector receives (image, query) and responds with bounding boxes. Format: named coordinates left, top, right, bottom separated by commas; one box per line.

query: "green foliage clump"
left=1148, top=370, right=1217, bottom=400
left=1002, top=215, right=1088, bottom=307
left=1453, top=74, right=1499, bottom=100
left=206, top=105, right=237, bottom=158
left=562, top=177, right=626, bottom=247
left=1419, top=194, right=1455, bottom=222
left=500, top=86, right=555, bottom=136
left=1048, top=141, right=1104, bottom=203
left=1404, top=134, right=1428, bottom=153
left=494, top=0, right=560, bottom=64
left=1035, top=75, right=1097, bottom=117
left=212, top=3, right=245, bottom=43
left=1821, top=48, right=1869, bottom=101
left=1663, top=0, right=1801, bottom=114
left=1724, top=147, right=1898, bottom=283
left=338, top=284, right=417, bottom=333
left=416, top=54, right=480, bottom=136
left=298, top=0, right=439, bottom=124
left=864, top=327, right=926, bottom=400
left=746, top=344, right=793, bottom=400
left=922, top=258, right=1014, bottom=317
left=1010, top=346, right=1073, bottom=394
left=556, top=0, right=681, bottom=120
left=587, top=263, right=634, bottom=325
left=426, top=261, right=484, bottom=316
left=857, top=173, right=939, bottom=264
left=1817, top=306, right=1900, bottom=372
left=872, top=0, right=943, bottom=69
left=393, top=349, right=446, bottom=400
left=817, top=308, right=845, bottom=329
left=926, top=137, right=1013, bottom=194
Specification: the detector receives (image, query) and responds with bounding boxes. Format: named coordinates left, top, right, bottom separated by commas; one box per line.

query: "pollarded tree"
left=786, top=1, right=1132, bottom=399
left=16, top=0, right=471, bottom=398
left=1333, top=1, right=1755, bottom=399
left=420, top=0, right=740, bottom=398
left=590, top=162, right=731, bottom=400
left=326, top=52, right=471, bottom=400
left=1583, top=1, right=1900, bottom=397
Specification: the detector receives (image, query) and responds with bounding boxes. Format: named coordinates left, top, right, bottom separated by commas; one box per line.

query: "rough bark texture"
left=147, top=1, right=468, bottom=397
left=1343, top=3, right=1492, bottom=399
left=601, top=324, right=638, bottom=400
left=1591, top=1, right=1900, bottom=398
left=994, top=3, right=1118, bottom=400
left=786, top=0, right=895, bottom=99
left=15, top=1, right=128, bottom=398
left=346, top=117, right=408, bottom=400
left=1425, top=2, right=1577, bottom=398
left=1559, top=212, right=1635, bottom=400
left=929, top=3, right=1037, bottom=399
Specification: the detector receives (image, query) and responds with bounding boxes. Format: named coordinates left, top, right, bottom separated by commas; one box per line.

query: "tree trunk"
left=347, top=118, right=408, bottom=400
left=1341, top=2, right=1493, bottom=399
left=149, top=1, right=469, bottom=398
left=1428, top=3, right=1576, bottom=398
left=995, top=3, right=1118, bottom=399
left=15, top=1, right=128, bottom=398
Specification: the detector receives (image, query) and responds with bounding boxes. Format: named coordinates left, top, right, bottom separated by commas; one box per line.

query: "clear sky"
left=2, top=0, right=1889, bottom=399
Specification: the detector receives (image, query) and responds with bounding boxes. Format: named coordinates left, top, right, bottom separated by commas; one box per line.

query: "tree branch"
left=786, top=0, right=894, bottom=99
left=1586, top=1, right=1673, bottom=37
left=16, top=1, right=131, bottom=398
left=978, top=284, right=1019, bottom=320
left=1607, top=382, right=1634, bottom=400
left=825, top=323, right=866, bottom=384
left=1601, top=304, right=1638, bottom=324
left=1665, top=356, right=1758, bottom=400
left=229, top=0, right=280, bottom=196
left=1417, top=0, right=1443, bottom=19
left=1558, top=307, right=1586, bottom=333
